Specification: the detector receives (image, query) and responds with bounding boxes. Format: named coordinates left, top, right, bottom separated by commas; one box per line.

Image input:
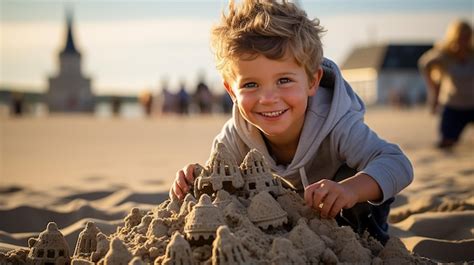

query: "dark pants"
left=440, top=106, right=474, bottom=143
left=333, top=164, right=394, bottom=245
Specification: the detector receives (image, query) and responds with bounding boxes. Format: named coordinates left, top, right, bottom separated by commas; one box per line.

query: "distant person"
left=11, top=92, right=24, bottom=116
left=140, top=90, right=154, bottom=117
left=194, top=81, right=213, bottom=114
left=158, top=84, right=177, bottom=114
left=177, top=83, right=190, bottom=115
left=170, top=0, right=413, bottom=245
left=111, top=96, right=122, bottom=117
left=418, top=20, right=474, bottom=149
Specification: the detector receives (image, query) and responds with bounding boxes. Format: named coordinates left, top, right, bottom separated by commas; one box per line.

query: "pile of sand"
left=1, top=144, right=434, bottom=264
left=0, top=191, right=434, bottom=265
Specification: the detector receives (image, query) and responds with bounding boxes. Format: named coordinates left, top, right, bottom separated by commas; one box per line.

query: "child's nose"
left=259, top=87, right=279, bottom=104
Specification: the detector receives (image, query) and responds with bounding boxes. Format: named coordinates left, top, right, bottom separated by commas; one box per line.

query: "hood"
left=232, top=58, right=366, bottom=178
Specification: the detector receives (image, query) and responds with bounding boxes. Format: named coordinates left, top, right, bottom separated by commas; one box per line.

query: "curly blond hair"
left=211, top=0, right=325, bottom=82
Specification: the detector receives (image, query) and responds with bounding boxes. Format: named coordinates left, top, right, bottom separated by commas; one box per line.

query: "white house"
left=341, top=44, right=432, bottom=106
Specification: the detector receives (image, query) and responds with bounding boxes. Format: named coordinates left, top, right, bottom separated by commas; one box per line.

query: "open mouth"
left=258, top=109, right=288, bottom=118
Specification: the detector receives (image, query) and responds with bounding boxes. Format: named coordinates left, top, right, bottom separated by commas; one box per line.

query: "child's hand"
left=170, top=164, right=196, bottom=200
left=304, top=179, right=358, bottom=219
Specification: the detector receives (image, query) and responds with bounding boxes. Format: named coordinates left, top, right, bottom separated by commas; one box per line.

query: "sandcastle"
left=27, top=222, right=71, bottom=265
left=0, top=143, right=434, bottom=264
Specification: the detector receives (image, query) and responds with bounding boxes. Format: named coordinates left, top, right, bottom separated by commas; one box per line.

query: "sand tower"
left=247, top=191, right=288, bottom=229
left=184, top=194, right=224, bottom=243
left=240, top=149, right=284, bottom=197
left=134, top=214, right=153, bottom=235
left=270, top=237, right=306, bottom=265
left=102, top=237, right=132, bottom=265
left=178, top=193, right=197, bottom=217
left=288, top=219, right=326, bottom=263
left=124, top=207, right=143, bottom=229
left=211, top=226, right=248, bottom=265
left=161, top=232, right=195, bottom=265
left=212, top=190, right=233, bottom=210
left=74, top=221, right=100, bottom=257
left=27, top=222, right=71, bottom=265
left=194, top=143, right=244, bottom=197
left=91, top=233, right=109, bottom=262
left=147, top=218, right=168, bottom=238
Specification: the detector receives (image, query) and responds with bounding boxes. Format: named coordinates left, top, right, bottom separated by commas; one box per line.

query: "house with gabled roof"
left=341, top=44, right=432, bottom=106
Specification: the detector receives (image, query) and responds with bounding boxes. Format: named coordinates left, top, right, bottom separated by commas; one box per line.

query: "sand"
left=0, top=107, right=473, bottom=263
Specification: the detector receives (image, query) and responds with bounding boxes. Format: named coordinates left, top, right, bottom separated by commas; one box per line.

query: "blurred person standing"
left=418, top=20, right=474, bottom=149
left=194, top=81, right=213, bottom=114
left=11, top=92, right=25, bottom=116
left=177, top=82, right=190, bottom=115
left=140, top=90, right=154, bottom=117
left=158, top=84, right=177, bottom=114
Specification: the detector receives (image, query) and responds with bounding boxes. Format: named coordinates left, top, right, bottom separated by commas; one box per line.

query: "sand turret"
left=102, top=237, right=132, bottom=265
left=212, top=190, right=233, bottom=210
left=270, top=237, right=306, bottom=264
left=247, top=191, right=288, bottom=229
left=74, top=221, right=101, bottom=257
left=162, top=232, right=195, bottom=265
left=241, top=149, right=283, bottom=197
left=129, top=256, right=146, bottom=265
left=147, top=218, right=169, bottom=238
left=212, top=226, right=248, bottom=265
left=288, top=219, right=326, bottom=263
left=184, top=194, right=225, bottom=243
left=194, top=143, right=244, bottom=197
left=125, top=208, right=143, bottom=229
left=91, top=232, right=109, bottom=262
left=27, top=222, right=70, bottom=265
left=134, top=214, right=153, bottom=235
left=179, top=193, right=197, bottom=217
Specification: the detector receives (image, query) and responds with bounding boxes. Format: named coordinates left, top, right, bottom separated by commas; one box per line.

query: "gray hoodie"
left=212, top=58, right=413, bottom=204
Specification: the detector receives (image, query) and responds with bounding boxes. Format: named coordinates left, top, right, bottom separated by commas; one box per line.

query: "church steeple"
left=48, top=6, right=94, bottom=113
left=62, top=9, right=79, bottom=55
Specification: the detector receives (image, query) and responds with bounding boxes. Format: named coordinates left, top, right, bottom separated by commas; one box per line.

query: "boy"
left=170, top=0, right=413, bottom=244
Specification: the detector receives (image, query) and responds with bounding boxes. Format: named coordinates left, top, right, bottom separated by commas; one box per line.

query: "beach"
left=1, top=107, right=473, bottom=263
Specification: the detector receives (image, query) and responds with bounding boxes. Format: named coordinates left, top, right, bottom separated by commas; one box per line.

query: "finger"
left=184, top=164, right=195, bottom=184
left=311, top=185, right=328, bottom=210
left=320, top=192, right=337, bottom=218
left=172, top=182, right=184, bottom=200
left=304, top=187, right=314, bottom=207
left=328, top=197, right=346, bottom=218
left=304, top=182, right=323, bottom=207
left=176, top=171, right=189, bottom=193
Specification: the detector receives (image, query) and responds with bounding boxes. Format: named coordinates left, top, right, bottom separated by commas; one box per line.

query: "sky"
left=0, top=0, right=473, bottom=95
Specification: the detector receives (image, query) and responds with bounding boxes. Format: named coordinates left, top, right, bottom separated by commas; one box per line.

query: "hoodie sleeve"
left=331, top=112, right=414, bottom=204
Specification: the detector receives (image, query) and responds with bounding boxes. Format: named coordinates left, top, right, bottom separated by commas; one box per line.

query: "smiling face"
left=224, top=51, right=323, bottom=146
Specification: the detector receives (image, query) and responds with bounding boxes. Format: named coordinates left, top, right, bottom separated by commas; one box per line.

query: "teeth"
left=261, top=110, right=285, bottom=117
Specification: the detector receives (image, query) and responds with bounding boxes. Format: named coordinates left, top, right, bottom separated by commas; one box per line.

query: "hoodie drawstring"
left=299, top=167, right=309, bottom=189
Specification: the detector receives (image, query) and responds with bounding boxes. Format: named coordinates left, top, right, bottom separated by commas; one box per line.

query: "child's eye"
left=242, top=82, right=258, bottom=89
left=277, top=78, right=292, bottom=85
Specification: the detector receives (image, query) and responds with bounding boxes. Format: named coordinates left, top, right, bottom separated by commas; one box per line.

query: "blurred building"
left=341, top=44, right=432, bottom=106
left=47, top=10, right=94, bottom=112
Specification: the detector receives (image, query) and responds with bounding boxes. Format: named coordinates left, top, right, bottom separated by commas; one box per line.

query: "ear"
left=308, top=67, right=323, bottom=96
left=223, top=81, right=237, bottom=102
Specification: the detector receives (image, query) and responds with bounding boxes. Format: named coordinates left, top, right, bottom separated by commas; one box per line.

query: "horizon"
left=1, top=0, right=473, bottom=95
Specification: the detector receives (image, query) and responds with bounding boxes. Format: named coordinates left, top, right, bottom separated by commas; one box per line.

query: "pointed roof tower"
left=62, top=8, right=79, bottom=55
